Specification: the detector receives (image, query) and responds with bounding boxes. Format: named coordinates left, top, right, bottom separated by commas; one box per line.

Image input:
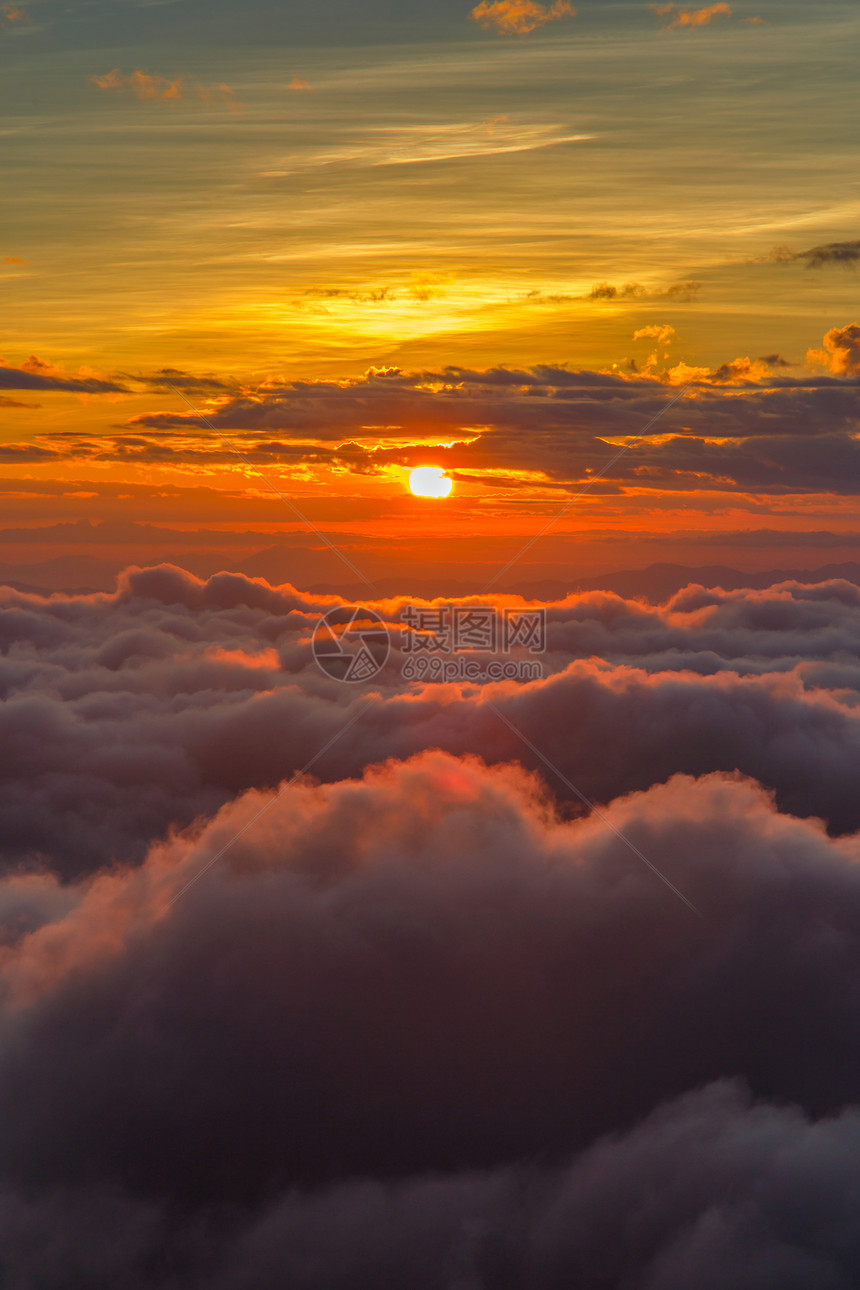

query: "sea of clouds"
left=3, top=564, right=860, bottom=1286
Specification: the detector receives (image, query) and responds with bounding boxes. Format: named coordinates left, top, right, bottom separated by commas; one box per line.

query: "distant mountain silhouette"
left=540, top=562, right=860, bottom=603
left=305, top=562, right=860, bottom=603
left=0, top=554, right=119, bottom=593
left=231, top=543, right=362, bottom=588
left=2, top=550, right=860, bottom=604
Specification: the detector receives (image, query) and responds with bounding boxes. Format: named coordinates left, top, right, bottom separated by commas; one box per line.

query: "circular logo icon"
left=312, top=605, right=390, bottom=682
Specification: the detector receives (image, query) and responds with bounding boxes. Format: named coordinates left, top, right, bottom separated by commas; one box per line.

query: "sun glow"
left=408, top=466, right=453, bottom=498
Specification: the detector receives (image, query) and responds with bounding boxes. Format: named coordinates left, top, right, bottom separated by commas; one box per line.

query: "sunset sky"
left=6, top=6, right=860, bottom=1286
left=2, top=0, right=859, bottom=588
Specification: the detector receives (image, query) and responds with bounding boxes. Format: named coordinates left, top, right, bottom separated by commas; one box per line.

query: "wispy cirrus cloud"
left=470, top=0, right=576, bottom=36
left=264, top=120, right=592, bottom=173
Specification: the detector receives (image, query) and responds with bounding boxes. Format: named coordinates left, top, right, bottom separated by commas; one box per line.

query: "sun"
left=408, top=466, right=453, bottom=498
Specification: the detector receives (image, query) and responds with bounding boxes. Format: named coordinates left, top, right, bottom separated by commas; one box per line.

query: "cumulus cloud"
left=808, top=322, right=860, bottom=377
left=4, top=749, right=860, bottom=1281
left=470, top=0, right=576, bottom=36
left=633, top=324, right=676, bottom=344
left=2, top=557, right=860, bottom=1279
left=4, top=565, right=860, bottom=876
left=4, top=1080, right=860, bottom=1286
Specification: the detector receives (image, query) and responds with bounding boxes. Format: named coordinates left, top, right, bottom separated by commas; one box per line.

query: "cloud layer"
left=4, top=560, right=860, bottom=1283
left=28, top=345, right=857, bottom=498
left=4, top=744, right=860, bottom=1284
left=4, top=565, right=860, bottom=875
left=5, top=335, right=860, bottom=506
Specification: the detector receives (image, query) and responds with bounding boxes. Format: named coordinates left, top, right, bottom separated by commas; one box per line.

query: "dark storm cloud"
left=4, top=566, right=860, bottom=875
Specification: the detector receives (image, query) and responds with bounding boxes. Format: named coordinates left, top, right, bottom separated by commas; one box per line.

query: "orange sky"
left=2, top=0, right=859, bottom=589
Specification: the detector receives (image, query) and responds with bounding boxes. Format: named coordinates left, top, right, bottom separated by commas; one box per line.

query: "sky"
left=2, top=0, right=859, bottom=588
left=6, top=7, right=860, bottom=1286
